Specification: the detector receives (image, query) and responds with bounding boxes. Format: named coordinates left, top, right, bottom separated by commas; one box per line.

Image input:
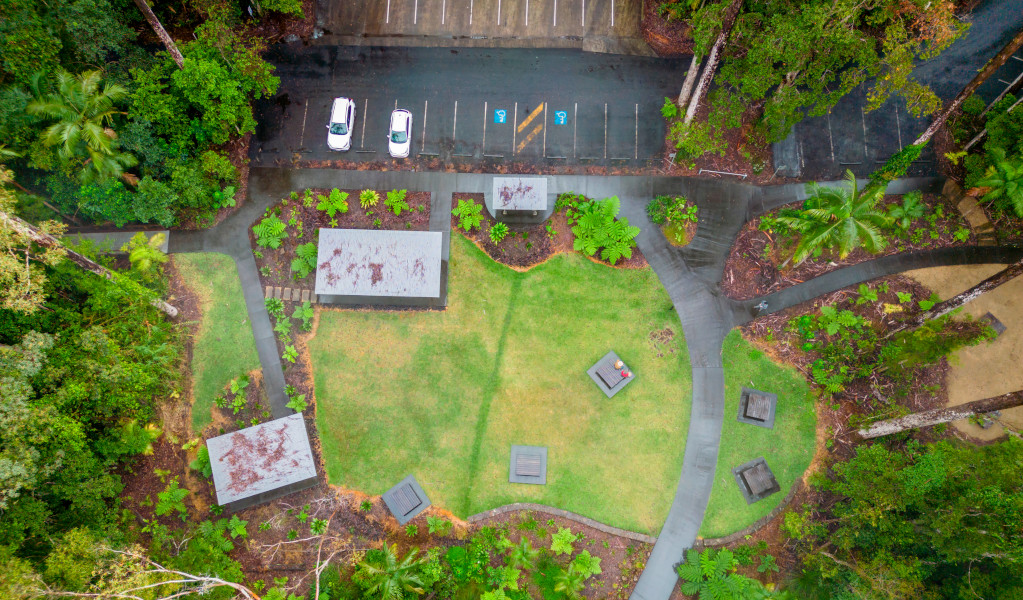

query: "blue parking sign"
left=554, top=111, right=568, bottom=125
left=494, top=109, right=507, bottom=124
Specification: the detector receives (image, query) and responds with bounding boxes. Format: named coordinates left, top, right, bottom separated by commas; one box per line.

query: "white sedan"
left=388, top=109, right=412, bottom=158
left=326, top=97, right=355, bottom=151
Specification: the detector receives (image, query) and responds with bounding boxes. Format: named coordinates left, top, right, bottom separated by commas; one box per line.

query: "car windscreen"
left=329, top=123, right=348, bottom=135
left=390, top=131, right=407, bottom=143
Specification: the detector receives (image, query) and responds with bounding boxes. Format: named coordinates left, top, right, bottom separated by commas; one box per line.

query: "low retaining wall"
left=467, top=503, right=657, bottom=544
left=696, top=480, right=804, bottom=548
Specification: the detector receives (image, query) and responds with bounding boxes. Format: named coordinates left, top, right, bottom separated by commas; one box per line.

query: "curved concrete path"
left=161, top=168, right=1017, bottom=600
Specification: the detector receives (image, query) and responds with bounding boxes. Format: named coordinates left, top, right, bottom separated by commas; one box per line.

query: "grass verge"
left=174, top=253, right=261, bottom=431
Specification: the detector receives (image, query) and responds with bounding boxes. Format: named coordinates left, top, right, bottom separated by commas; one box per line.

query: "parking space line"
left=573, top=103, right=577, bottom=158
left=453, top=100, right=458, bottom=139
left=299, top=102, right=308, bottom=147
left=386, top=0, right=390, bottom=23
left=826, top=113, right=834, bottom=162
left=553, top=0, right=557, bottom=27
left=517, top=124, right=542, bottom=153
left=414, top=0, right=418, bottom=23
left=422, top=100, right=428, bottom=153
left=497, top=0, right=501, bottom=25
left=581, top=0, right=585, bottom=27
left=442, top=0, right=446, bottom=23
left=634, top=103, right=638, bottom=160
left=603, top=103, right=608, bottom=160
left=470, top=0, right=473, bottom=24
left=543, top=102, right=547, bottom=156
left=611, top=0, right=614, bottom=27
left=894, top=104, right=903, bottom=150
left=860, top=108, right=868, bottom=160
left=513, top=102, right=518, bottom=151
left=361, top=99, right=368, bottom=148
left=525, top=0, right=529, bottom=26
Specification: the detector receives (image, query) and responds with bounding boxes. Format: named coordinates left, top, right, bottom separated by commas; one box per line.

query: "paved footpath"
left=165, top=168, right=1021, bottom=600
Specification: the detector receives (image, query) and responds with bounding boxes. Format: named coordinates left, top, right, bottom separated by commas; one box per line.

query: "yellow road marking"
left=517, top=103, right=545, bottom=133
left=516, top=124, right=543, bottom=153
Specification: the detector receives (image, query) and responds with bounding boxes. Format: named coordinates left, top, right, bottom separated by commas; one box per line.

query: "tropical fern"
left=291, top=242, right=318, bottom=279
left=317, top=188, right=349, bottom=217
left=977, top=150, right=1023, bottom=217
left=570, top=196, right=639, bottom=265
left=254, top=214, right=287, bottom=249
left=359, top=189, right=380, bottom=209
left=489, top=222, right=510, bottom=244
left=676, top=548, right=762, bottom=600
left=385, top=189, right=410, bottom=216
left=452, top=198, right=483, bottom=231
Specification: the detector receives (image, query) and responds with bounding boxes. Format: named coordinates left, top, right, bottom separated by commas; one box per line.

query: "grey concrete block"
left=509, top=445, right=548, bottom=485
left=315, top=229, right=443, bottom=299
left=586, top=351, right=635, bottom=399
left=382, top=475, right=430, bottom=525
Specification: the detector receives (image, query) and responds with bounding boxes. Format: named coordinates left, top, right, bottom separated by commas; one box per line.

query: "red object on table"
left=621, top=370, right=627, bottom=376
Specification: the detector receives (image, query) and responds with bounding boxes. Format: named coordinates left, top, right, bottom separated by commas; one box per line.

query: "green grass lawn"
left=310, top=235, right=817, bottom=536
left=311, top=235, right=691, bottom=535
left=700, top=331, right=817, bottom=538
left=174, top=253, right=261, bottom=431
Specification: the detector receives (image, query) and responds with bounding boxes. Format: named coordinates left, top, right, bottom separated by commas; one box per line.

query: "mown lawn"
left=701, top=331, right=817, bottom=538
left=310, top=235, right=817, bottom=536
left=174, top=253, right=261, bottom=431
left=311, top=235, right=691, bottom=535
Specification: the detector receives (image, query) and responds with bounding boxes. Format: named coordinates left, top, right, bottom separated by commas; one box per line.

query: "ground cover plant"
left=311, top=234, right=815, bottom=536
left=173, top=253, right=261, bottom=431
left=251, top=187, right=431, bottom=291
left=699, top=331, right=816, bottom=538
left=723, top=187, right=974, bottom=300
left=646, top=193, right=698, bottom=246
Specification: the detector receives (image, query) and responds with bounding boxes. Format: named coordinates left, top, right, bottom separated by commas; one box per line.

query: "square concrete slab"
left=737, top=387, right=777, bottom=429
left=586, top=350, right=636, bottom=398
left=382, top=475, right=431, bottom=525
left=981, top=311, right=1007, bottom=336
left=315, top=229, right=443, bottom=299
left=509, top=445, right=548, bottom=485
left=731, top=457, right=781, bottom=505
left=493, top=177, right=548, bottom=211
left=207, top=414, right=318, bottom=510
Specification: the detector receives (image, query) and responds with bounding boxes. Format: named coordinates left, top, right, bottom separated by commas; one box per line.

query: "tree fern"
left=977, top=150, right=1023, bottom=217
left=254, top=214, right=287, bottom=249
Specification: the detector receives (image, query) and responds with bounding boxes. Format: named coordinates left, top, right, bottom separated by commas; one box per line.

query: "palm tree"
left=506, top=537, right=540, bottom=570
left=356, top=543, right=426, bottom=600
left=776, top=170, right=891, bottom=266
left=975, top=149, right=1023, bottom=217
left=552, top=565, right=587, bottom=600
left=26, top=70, right=137, bottom=185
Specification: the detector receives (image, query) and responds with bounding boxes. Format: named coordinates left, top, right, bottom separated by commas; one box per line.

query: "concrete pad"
left=509, top=445, right=548, bottom=484
left=207, top=414, right=318, bottom=510
left=906, top=264, right=1023, bottom=439
left=382, top=475, right=431, bottom=524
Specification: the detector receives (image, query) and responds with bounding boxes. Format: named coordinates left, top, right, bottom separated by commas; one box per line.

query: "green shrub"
left=292, top=301, right=314, bottom=331
left=385, top=189, right=410, bottom=216
left=570, top=196, right=640, bottom=265
left=427, top=516, right=453, bottom=536
left=189, top=446, right=213, bottom=478
left=668, top=119, right=726, bottom=168
left=265, top=297, right=285, bottom=318
left=452, top=198, right=483, bottom=231
left=359, top=189, right=380, bottom=209
left=155, top=478, right=189, bottom=519
left=317, top=189, right=349, bottom=218
left=887, top=191, right=927, bottom=230
left=291, top=242, right=318, bottom=279
left=254, top=214, right=288, bottom=249
left=489, top=222, right=509, bottom=244
left=647, top=194, right=695, bottom=225
left=550, top=527, right=577, bottom=555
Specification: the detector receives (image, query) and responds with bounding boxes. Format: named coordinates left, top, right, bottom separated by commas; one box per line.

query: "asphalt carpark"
left=251, top=46, right=682, bottom=167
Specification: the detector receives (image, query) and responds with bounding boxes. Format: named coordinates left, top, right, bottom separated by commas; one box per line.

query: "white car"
left=388, top=109, right=412, bottom=158
left=326, top=97, right=355, bottom=151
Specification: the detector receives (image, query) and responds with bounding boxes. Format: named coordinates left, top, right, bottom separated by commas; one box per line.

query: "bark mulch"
left=722, top=193, right=976, bottom=300
left=452, top=193, right=648, bottom=270
left=251, top=188, right=432, bottom=292
left=640, top=0, right=693, bottom=57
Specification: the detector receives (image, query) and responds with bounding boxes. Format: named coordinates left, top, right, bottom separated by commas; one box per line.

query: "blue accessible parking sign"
left=494, top=109, right=507, bottom=124
left=554, top=111, right=568, bottom=125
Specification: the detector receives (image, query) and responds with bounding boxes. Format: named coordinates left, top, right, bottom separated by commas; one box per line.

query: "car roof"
left=331, top=98, right=352, bottom=122
left=390, top=109, right=410, bottom=128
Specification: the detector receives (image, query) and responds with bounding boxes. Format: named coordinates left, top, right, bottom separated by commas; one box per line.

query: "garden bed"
left=250, top=187, right=432, bottom=292
left=723, top=193, right=976, bottom=300
left=451, top=193, right=648, bottom=270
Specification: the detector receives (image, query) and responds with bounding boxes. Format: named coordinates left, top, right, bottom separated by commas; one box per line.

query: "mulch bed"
left=452, top=193, right=648, bottom=270
left=722, top=192, right=976, bottom=300
left=251, top=188, right=432, bottom=292
left=640, top=0, right=693, bottom=57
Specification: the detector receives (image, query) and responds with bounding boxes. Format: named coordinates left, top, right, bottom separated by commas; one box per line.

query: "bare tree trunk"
left=965, top=94, right=1023, bottom=151
left=979, top=69, right=1023, bottom=118
left=132, top=0, right=185, bottom=69
left=0, top=211, right=179, bottom=318
left=894, top=257, right=1023, bottom=331
left=682, top=0, right=745, bottom=124
left=858, top=390, right=1023, bottom=439
left=678, top=53, right=703, bottom=108
left=913, top=27, right=1023, bottom=146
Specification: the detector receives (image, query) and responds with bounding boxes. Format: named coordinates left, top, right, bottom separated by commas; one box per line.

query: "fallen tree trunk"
left=682, top=0, right=745, bottom=125
left=891, top=257, right=1023, bottom=333
left=0, top=210, right=179, bottom=318
left=132, top=0, right=185, bottom=69
left=913, top=27, right=1023, bottom=146
left=964, top=94, right=1023, bottom=151
left=677, top=53, right=702, bottom=108
left=858, top=390, right=1023, bottom=439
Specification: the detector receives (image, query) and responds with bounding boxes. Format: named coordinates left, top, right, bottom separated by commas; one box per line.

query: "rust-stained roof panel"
left=314, top=229, right=443, bottom=298
left=207, top=414, right=317, bottom=506
left=493, top=176, right=548, bottom=211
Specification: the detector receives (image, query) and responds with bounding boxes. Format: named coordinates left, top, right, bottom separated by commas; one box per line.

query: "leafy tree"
left=27, top=70, right=137, bottom=185
left=355, top=543, right=427, bottom=600
left=776, top=170, right=890, bottom=265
